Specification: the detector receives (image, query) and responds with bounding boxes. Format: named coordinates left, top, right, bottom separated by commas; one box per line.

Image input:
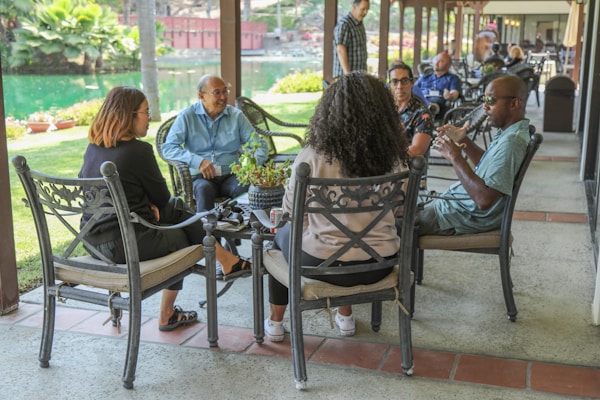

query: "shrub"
left=270, top=70, right=323, bottom=94
left=53, top=106, right=78, bottom=122
left=69, top=99, right=103, bottom=125
left=5, top=118, right=26, bottom=140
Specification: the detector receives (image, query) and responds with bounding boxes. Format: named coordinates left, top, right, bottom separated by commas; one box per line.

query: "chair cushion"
left=418, top=229, right=512, bottom=250
left=55, top=245, right=204, bottom=293
left=263, top=249, right=399, bottom=300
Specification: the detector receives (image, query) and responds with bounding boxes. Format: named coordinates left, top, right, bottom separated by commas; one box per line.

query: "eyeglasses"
left=133, top=110, right=150, bottom=115
left=203, top=88, right=231, bottom=97
left=482, top=95, right=518, bottom=106
left=390, top=78, right=413, bottom=86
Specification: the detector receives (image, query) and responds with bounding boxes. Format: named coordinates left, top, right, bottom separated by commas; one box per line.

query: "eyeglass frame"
left=390, top=77, right=413, bottom=87
left=482, top=95, right=518, bottom=106
left=202, top=87, right=232, bottom=97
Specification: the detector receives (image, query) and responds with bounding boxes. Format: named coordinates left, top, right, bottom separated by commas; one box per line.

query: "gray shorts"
left=417, top=205, right=456, bottom=236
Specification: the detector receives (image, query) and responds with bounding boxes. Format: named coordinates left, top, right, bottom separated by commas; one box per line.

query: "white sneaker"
left=335, top=312, right=356, bottom=336
left=264, top=318, right=285, bottom=342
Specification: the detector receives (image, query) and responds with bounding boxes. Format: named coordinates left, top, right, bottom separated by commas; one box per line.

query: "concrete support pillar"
left=221, top=2, right=241, bottom=105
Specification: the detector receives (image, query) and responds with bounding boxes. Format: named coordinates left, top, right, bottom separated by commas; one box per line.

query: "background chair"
left=413, top=127, right=543, bottom=322
left=235, top=96, right=306, bottom=164
left=509, top=63, right=541, bottom=107
left=252, top=156, right=426, bottom=389
left=11, top=155, right=217, bottom=389
left=428, top=102, right=490, bottom=167
left=442, top=102, right=494, bottom=148
left=155, top=115, right=194, bottom=209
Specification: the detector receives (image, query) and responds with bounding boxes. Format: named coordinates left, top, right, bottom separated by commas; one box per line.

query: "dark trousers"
left=93, top=197, right=205, bottom=291
left=193, top=174, right=248, bottom=212
left=268, top=223, right=394, bottom=306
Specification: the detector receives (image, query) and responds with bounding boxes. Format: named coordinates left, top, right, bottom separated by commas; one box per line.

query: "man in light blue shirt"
left=162, top=74, right=268, bottom=212
left=418, top=75, right=530, bottom=235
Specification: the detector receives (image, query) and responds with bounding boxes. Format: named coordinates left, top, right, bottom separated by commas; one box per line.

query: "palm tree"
left=136, top=0, right=161, bottom=122
left=243, top=0, right=251, bottom=21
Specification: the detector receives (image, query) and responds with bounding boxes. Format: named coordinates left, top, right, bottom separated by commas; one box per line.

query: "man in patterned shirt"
left=333, top=0, right=370, bottom=78
left=388, top=61, right=435, bottom=157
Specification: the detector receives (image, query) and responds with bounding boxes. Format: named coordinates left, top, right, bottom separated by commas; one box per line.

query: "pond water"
left=2, top=58, right=322, bottom=120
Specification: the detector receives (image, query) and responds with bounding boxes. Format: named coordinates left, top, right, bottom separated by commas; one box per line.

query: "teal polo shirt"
left=433, top=119, right=531, bottom=234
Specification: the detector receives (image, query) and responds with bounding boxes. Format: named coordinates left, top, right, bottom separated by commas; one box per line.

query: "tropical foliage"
left=7, top=0, right=171, bottom=73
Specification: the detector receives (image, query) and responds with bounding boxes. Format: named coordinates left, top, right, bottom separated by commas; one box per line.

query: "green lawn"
left=8, top=95, right=318, bottom=293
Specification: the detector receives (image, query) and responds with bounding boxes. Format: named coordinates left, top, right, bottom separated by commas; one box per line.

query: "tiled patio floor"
left=4, top=269, right=599, bottom=400
left=3, top=92, right=597, bottom=399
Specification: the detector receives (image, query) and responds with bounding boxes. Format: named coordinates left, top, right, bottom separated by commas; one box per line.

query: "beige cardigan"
left=283, top=146, right=406, bottom=261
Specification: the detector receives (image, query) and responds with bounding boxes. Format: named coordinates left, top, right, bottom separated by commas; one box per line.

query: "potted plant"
left=230, top=135, right=292, bottom=210
left=53, top=107, right=77, bottom=130
left=26, top=111, right=53, bottom=133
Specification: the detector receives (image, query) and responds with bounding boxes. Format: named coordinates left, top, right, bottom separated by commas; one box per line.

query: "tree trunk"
left=82, top=53, right=93, bottom=74
left=122, top=0, right=131, bottom=25
left=206, top=0, right=213, bottom=18
left=243, top=0, right=251, bottom=21
left=137, top=0, right=161, bottom=122
left=156, top=0, right=168, bottom=16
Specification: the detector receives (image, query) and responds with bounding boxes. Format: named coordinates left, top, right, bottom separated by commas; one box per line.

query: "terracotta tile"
left=454, top=354, right=528, bottom=389
left=0, top=303, right=42, bottom=324
left=68, top=311, right=150, bottom=338
left=531, top=363, right=600, bottom=398
left=140, top=317, right=205, bottom=345
left=311, top=338, right=388, bottom=370
left=381, top=347, right=456, bottom=379
left=185, top=325, right=254, bottom=352
left=513, top=211, right=547, bottom=221
left=550, top=156, right=580, bottom=162
left=547, top=212, right=588, bottom=223
left=17, top=306, right=97, bottom=331
left=246, top=333, right=324, bottom=359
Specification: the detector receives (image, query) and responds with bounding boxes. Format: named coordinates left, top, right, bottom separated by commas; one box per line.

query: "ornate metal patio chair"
left=251, top=156, right=426, bottom=389
left=413, top=127, right=543, bottom=322
left=155, top=115, right=194, bottom=209
left=442, top=102, right=494, bottom=148
left=235, top=96, right=306, bottom=164
left=11, top=155, right=219, bottom=389
left=427, top=102, right=490, bottom=168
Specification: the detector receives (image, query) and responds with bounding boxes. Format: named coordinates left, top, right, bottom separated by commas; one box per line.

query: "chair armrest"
left=251, top=209, right=289, bottom=230
left=420, top=191, right=471, bottom=202
left=130, top=211, right=211, bottom=230
left=254, top=125, right=305, bottom=146
left=424, top=175, right=458, bottom=181
left=260, top=110, right=309, bottom=130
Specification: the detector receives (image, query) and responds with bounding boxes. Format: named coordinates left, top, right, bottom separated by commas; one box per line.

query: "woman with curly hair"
left=264, top=72, right=410, bottom=341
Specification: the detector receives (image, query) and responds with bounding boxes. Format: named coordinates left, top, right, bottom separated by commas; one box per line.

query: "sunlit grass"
left=8, top=96, right=318, bottom=293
